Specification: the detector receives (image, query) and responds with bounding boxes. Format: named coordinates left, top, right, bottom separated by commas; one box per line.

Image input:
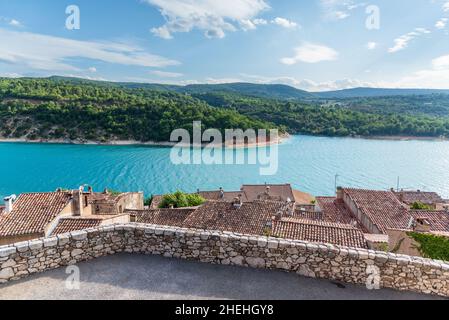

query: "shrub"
left=408, top=232, right=449, bottom=261
left=159, top=191, right=205, bottom=208
left=411, top=201, right=434, bottom=211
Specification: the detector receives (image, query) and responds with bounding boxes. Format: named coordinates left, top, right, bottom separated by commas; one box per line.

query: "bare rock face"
left=0, top=224, right=447, bottom=297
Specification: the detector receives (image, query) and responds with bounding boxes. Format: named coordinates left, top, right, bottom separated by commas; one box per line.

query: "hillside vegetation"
left=1, top=77, right=449, bottom=142
left=194, top=92, right=449, bottom=137
left=0, top=78, right=277, bottom=142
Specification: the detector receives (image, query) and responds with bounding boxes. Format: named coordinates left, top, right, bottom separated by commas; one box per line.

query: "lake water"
left=1, top=135, right=449, bottom=201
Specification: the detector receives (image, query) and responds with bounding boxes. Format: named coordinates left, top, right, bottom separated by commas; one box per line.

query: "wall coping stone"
left=0, top=223, right=447, bottom=297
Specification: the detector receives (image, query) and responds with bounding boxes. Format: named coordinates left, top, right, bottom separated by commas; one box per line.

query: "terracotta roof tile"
left=0, top=192, right=72, bottom=237
left=410, top=210, right=449, bottom=232
left=273, top=219, right=368, bottom=249
left=240, top=184, right=295, bottom=203
left=182, top=200, right=287, bottom=235
left=343, top=189, right=412, bottom=234
left=316, top=197, right=357, bottom=224
left=52, top=218, right=103, bottom=235
left=129, top=208, right=195, bottom=227
left=394, top=191, right=443, bottom=205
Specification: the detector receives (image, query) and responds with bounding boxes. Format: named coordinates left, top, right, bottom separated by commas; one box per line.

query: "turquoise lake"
left=1, top=135, right=449, bottom=201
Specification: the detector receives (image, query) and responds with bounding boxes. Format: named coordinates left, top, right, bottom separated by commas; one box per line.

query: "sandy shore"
left=0, top=135, right=289, bottom=148
left=359, top=135, right=448, bottom=142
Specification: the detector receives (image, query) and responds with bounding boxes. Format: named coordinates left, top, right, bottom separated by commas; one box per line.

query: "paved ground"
left=0, top=254, right=442, bottom=300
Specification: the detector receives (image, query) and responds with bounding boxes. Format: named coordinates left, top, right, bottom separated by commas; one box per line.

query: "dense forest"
left=1, top=77, right=449, bottom=142
left=0, top=79, right=277, bottom=142
left=193, top=92, right=449, bottom=137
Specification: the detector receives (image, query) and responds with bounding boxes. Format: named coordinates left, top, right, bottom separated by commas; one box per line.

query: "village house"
left=315, top=187, right=449, bottom=254
left=1, top=183, right=448, bottom=258
left=393, top=189, right=448, bottom=210
left=140, top=184, right=449, bottom=254
left=130, top=190, right=369, bottom=249
left=0, top=186, right=144, bottom=245
left=150, top=184, right=315, bottom=209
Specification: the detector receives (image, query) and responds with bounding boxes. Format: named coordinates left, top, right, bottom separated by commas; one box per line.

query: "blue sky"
left=1, top=0, right=449, bottom=91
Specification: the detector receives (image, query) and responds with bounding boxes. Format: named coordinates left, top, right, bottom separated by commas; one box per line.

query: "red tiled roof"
left=52, top=218, right=103, bottom=235
left=394, top=191, right=443, bottom=205
left=183, top=200, right=288, bottom=235
left=343, top=189, right=412, bottom=234
left=273, top=219, right=368, bottom=249
left=0, top=192, right=72, bottom=237
left=410, top=210, right=449, bottom=232
left=240, top=184, right=295, bottom=203
left=198, top=191, right=248, bottom=202
left=293, top=210, right=324, bottom=221
left=130, top=208, right=195, bottom=227
left=316, top=197, right=357, bottom=224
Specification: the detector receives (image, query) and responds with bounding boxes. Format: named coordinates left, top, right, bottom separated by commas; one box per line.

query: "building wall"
left=91, top=193, right=144, bottom=215
left=0, top=224, right=447, bottom=297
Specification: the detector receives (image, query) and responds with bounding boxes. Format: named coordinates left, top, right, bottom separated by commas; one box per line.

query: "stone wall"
left=0, top=223, right=448, bottom=297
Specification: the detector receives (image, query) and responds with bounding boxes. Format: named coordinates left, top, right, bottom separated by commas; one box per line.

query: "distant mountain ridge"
left=29, top=76, right=449, bottom=100
left=316, top=87, right=449, bottom=98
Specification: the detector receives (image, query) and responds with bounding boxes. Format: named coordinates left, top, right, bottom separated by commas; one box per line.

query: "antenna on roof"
left=397, top=176, right=400, bottom=192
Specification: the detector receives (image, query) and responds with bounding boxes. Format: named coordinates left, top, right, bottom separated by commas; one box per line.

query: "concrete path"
left=0, top=254, right=442, bottom=300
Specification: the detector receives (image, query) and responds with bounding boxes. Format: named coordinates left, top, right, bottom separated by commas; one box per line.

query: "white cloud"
left=150, top=70, right=184, bottom=78
left=388, top=28, right=430, bottom=53
left=88, top=67, right=97, bottom=73
left=444, top=2, right=449, bottom=12
left=240, top=19, right=257, bottom=31
left=8, top=19, right=21, bottom=27
left=432, top=54, right=449, bottom=69
left=435, top=18, right=448, bottom=29
left=366, top=42, right=377, bottom=50
left=151, top=26, right=173, bottom=39
left=0, top=72, right=22, bottom=78
left=281, top=43, right=338, bottom=64
left=146, top=0, right=269, bottom=39
left=271, top=17, right=298, bottom=29
left=320, top=0, right=365, bottom=20
left=0, top=28, right=179, bottom=72
left=374, top=54, right=449, bottom=89
left=253, top=18, right=268, bottom=25
left=239, top=73, right=375, bottom=91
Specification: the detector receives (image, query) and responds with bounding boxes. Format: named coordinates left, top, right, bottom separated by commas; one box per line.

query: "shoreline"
left=0, top=133, right=446, bottom=147
left=358, top=135, right=448, bottom=142
left=0, top=134, right=290, bottom=148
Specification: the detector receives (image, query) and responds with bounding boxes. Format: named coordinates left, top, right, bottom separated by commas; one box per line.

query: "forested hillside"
left=1, top=77, right=449, bottom=142
left=0, top=79, right=277, bottom=142
left=193, top=92, right=449, bottom=137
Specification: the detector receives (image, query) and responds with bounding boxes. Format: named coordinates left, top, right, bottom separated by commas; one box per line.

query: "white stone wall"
left=0, top=223, right=448, bottom=297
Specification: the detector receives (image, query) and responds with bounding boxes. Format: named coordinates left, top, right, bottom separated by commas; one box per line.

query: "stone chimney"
left=414, top=218, right=431, bottom=233
left=233, top=195, right=243, bottom=209
left=72, top=186, right=84, bottom=216
left=219, top=187, right=225, bottom=199
left=336, top=187, right=344, bottom=200
left=3, top=195, right=17, bottom=214
left=265, top=186, right=271, bottom=195
left=273, top=210, right=282, bottom=221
